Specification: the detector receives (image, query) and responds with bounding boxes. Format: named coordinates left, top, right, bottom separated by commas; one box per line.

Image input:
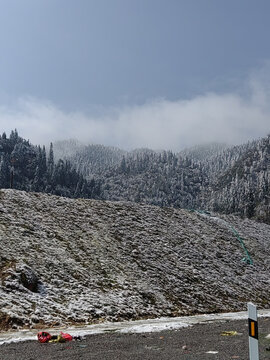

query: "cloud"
left=0, top=67, right=270, bottom=151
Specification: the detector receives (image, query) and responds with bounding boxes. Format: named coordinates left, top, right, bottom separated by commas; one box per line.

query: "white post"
left=248, top=302, right=259, bottom=360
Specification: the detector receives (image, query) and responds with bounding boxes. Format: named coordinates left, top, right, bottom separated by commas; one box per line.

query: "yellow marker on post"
left=251, top=321, right=256, bottom=337
left=248, top=302, right=259, bottom=360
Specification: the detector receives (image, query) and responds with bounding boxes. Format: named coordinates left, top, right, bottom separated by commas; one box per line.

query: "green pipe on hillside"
left=189, top=209, right=253, bottom=265
left=230, top=226, right=253, bottom=265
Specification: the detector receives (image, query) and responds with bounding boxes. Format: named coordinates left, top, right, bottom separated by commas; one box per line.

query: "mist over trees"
left=54, top=135, right=269, bottom=224
left=0, top=130, right=269, bottom=224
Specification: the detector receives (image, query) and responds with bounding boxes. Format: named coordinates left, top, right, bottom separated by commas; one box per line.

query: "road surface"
left=1, top=318, right=270, bottom=359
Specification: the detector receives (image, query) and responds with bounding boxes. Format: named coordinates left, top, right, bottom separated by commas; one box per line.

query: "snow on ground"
left=0, top=189, right=270, bottom=331
left=1, top=309, right=270, bottom=345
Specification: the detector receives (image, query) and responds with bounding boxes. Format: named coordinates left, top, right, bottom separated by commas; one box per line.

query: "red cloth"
left=60, top=331, right=73, bottom=341
left=37, top=331, right=52, bottom=343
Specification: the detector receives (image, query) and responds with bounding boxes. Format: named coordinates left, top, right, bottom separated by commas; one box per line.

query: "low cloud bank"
left=0, top=69, right=270, bottom=151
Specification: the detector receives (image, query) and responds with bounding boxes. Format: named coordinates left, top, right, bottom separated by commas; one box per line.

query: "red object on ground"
left=37, top=332, right=52, bottom=343
left=60, top=331, right=73, bottom=341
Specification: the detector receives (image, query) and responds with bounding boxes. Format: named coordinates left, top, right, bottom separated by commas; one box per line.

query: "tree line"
left=1, top=130, right=269, bottom=224
left=0, top=130, right=101, bottom=199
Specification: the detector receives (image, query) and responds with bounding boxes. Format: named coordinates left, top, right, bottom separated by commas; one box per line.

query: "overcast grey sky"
left=0, top=0, right=270, bottom=150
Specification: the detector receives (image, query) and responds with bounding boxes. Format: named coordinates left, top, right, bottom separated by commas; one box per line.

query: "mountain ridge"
left=0, top=131, right=269, bottom=223
left=53, top=134, right=270, bottom=224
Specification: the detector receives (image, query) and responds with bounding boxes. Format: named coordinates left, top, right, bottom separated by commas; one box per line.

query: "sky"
left=0, top=0, right=270, bottom=150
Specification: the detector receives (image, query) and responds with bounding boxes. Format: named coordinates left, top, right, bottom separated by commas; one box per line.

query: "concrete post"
left=248, top=302, right=259, bottom=360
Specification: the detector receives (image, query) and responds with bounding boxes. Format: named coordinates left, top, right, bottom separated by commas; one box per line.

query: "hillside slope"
left=201, top=135, right=270, bottom=222
left=0, top=190, right=269, bottom=330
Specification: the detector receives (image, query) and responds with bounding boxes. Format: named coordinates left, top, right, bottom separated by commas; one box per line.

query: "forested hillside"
left=54, top=139, right=126, bottom=176
left=55, top=135, right=269, bottom=223
left=100, top=151, right=207, bottom=209
left=0, top=130, right=269, bottom=223
left=0, top=130, right=100, bottom=199
left=204, top=136, right=270, bottom=222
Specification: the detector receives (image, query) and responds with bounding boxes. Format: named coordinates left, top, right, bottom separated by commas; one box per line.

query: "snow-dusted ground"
left=1, top=309, right=270, bottom=345
left=0, top=189, right=270, bottom=331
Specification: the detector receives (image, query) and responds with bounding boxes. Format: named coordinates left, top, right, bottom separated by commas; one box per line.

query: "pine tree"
left=0, top=154, right=10, bottom=188
left=47, top=143, right=54, bottom=178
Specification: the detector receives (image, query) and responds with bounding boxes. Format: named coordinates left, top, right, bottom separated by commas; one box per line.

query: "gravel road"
left=1, top=318, right=270, bottom=360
